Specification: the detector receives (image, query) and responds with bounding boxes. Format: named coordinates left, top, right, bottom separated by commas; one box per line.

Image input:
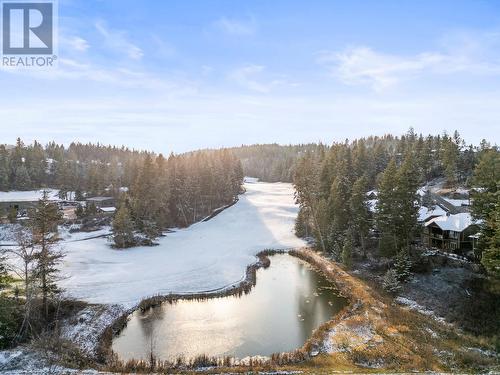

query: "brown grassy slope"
left=289, top=248, right=499, bottom=374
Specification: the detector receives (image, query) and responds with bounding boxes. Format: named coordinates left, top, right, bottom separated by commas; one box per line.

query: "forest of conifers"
left=0, top=139, right=244, bottom=233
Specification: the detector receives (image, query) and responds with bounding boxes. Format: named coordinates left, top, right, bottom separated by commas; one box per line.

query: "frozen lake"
left=59, top=181, right=306, bottom=307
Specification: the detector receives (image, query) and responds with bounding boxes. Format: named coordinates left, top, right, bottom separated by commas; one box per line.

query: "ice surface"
left=58, top=182, right=306, bottom=307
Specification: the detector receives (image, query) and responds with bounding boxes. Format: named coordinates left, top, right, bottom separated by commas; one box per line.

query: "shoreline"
left=97, top=247, right=354, bottom=371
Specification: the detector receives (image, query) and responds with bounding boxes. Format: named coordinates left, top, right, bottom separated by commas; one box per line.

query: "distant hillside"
left=229, top=143, right=324, bottom=182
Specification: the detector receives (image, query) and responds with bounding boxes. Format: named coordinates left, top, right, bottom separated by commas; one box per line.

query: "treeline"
left=112, top=150, right=243, bottom=247
left=229, top=143, right=322, bottom=182
left=0, top=138, right=148, bottom=195
left=0, top=138, right=244, bottom=244
left=293, top=129, right=498, bottom=286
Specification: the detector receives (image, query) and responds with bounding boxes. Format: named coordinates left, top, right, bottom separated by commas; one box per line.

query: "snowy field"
left=0, top=189, right=60, bottom=202
left=58, top=181, right=306, bottom=307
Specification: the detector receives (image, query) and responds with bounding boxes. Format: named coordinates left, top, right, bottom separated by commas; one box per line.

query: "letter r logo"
left=2, top=2, right=53, bottom=54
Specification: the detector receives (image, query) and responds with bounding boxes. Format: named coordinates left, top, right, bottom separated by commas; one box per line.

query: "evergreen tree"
left=341, top=237, right=353, bottom=269
left=0, top=145, right=9, bottom=191
left=480, top=202, right=500, bottom=279
left=376, top=159, right=399, bottom=257
left=394, top=154, right=419, bottom=249
left=112, top=205, right=135, bottom=248
left=12, top=165, right=32, bottom=190
left=31, top=191, right=63, bottom=319
left=350, top=176, right=370, bottom=257
left=376, top=155, right=419, bottom=256
left=441, top=132, right=460, bottom=186
left=471, top=149, right=500, bottom=277
left=383, top=269, right=401, bottom=294
left=393, top=250, right=412, bottom=283
left=328, top=174, right=351, bottom=239
left=295, top=208, right=311, bottom=238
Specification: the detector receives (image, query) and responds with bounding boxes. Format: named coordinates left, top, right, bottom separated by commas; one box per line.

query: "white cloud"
left=319, top=47, right=447, bottom=90
left=95, top=21, right=143, bottom=60
left=214, top=16, right=257, bottom=36
left=319, top=31, right=500, bottom=91
left=0, top=56, right=197, bottom=93
left=60, top=35, right=90, bottom=52
left=228, top=65, right=290, bottom=93
left=228, top=65, right=268, bottom=92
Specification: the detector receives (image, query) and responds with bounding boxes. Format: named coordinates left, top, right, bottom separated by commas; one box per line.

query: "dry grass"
left=289, top=248, right=499, bottom=373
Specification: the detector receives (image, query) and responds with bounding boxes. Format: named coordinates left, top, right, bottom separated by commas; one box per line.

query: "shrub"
left=0, top=297, right=22, bottom=348
left=342, top=238, right=353, bottom=269
left=394, top=250, right=412, bottom=283
left=383, top=269, right=401, bottom=294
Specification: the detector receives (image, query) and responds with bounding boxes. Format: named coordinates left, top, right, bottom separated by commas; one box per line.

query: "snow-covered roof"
left=425, top=213, right=478, bottom=232
left=367, top=199, right=377, bottom=213
left=0, top=189, right=60, bottom=202
left=86, top=196, right=114, bottom=202
left=418, top=206, right=447, bottom=222
left=99, top=207, right=116, bottom=213
left=443, top=198, right=470, bottom=207
left=416, top=188, right=427, bottom=197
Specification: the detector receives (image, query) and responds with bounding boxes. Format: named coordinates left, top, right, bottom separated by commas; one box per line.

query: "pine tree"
left=13, top=165, right=32, bottom=190
left=31, top=190, right=63, bottom=319
left=328, top=174, right=351, bottom=238
left=0, top=145, right=9, bottom=191
left=441, top=132, right=460, bottom=186
left=341, top=237, right=353, bottom=269
left=480, top=202, right=499, bottom=279
left=350, top=176, right=370, bottom=257
left=376, top=155, right=419, bottom=256
left=376, top=159, right=399, bottom=257
left=471, top=149, right=500, bottom=267
left=383, top=269, right=401, bottom=294
left=112, top=205, right=135, bottom=248
left=295, top=208, right=311, bottom=238
left=394, top=154, right=419, bottom=250
left=393, top=250, right=412, bottom=282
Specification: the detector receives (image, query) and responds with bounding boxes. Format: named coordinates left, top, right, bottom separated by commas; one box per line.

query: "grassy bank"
left=99, top=247, right=498, bottom=373
left=290, top=248, right=499, bottom=373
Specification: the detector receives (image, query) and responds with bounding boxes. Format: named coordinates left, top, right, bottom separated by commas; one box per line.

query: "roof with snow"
left=418, top=206, right=447, bottom=222
left=86, top=196, right=114, bottom=202
left=443, top=197, right=470, bottom=207
left=99, top=207, right=116, bottom=213
left=367, top=199, right=377, bottom=213
left=425, top=213, right=478, bottom=232
left=0, top=189, right=60, bottom=202
left=416, top=188, right=427, bottom=197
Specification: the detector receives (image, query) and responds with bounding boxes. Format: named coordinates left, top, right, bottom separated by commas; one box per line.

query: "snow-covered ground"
left=0, top=189, right=60, bottom=202
left=58, top=181, right=306, bottom=307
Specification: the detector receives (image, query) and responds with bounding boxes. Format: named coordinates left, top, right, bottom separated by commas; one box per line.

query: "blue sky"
left=1, top=0, right=500, bottom=152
